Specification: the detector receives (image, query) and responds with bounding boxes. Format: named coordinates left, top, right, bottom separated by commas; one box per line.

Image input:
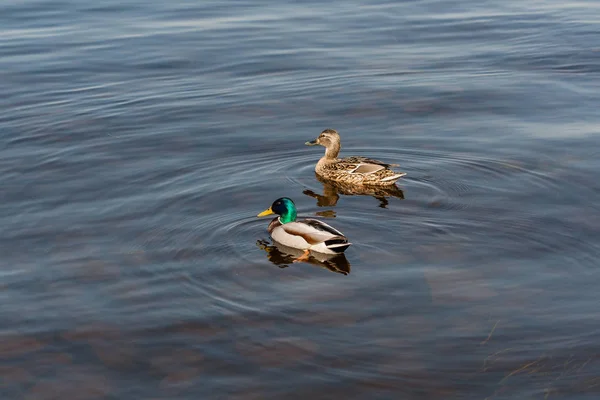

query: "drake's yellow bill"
left=257, top=207, right=274, bottom=217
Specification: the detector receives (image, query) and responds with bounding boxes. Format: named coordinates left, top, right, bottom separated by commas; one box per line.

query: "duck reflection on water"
left=303, top=173, right=405, bottom=209
left=256, top=239, right=351, bottom=275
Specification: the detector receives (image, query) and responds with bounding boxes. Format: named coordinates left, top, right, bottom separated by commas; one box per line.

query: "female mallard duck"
left=257, top=197, right=351, bottom=262
left=305, top=128, right=406, bottom=186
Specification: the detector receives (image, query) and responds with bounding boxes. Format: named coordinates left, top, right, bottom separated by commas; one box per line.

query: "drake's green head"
left=257, top=197, right=297, bottom=224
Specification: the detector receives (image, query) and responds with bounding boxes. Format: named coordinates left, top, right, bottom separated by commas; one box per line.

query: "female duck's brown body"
left=305, top=129, right=406, bottom=186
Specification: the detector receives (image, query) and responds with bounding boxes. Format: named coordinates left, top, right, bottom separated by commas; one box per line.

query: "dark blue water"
left=2, top=0, right=600, bottom=399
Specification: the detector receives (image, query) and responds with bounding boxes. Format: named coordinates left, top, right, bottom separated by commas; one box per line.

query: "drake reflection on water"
left=256, top=239, right=351, bottom=275
left=303, top=173, right=405, bottom=208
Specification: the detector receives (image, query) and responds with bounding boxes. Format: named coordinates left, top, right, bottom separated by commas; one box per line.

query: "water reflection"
left=256, top=239, right=351, bottom=275
left=303, top=173, right=405, bottom=208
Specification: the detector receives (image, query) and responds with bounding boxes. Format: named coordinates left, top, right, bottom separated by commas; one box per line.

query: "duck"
left=257, top=197, right=351, bottom=262
left=305, top=128, right=406, bottom=186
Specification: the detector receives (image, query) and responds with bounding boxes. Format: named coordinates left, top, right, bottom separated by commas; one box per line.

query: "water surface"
left=1, top=0, right=600, bottom=399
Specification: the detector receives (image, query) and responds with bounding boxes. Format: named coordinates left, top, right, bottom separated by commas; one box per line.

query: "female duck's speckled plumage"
left=305, top=129, right=406, bottom=186
left=257, top=197, right=351, bottom=262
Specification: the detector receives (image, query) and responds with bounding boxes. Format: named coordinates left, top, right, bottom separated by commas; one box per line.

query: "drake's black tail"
left=324, top=237, right=351, bottom=253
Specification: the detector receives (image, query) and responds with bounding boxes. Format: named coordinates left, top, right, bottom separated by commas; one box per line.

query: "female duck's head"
left=305, top=128, right=341, bottom=159
left=257, top=197, right=297, bottom=223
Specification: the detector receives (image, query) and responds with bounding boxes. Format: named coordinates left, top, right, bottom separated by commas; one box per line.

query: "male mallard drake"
left=257, top=197, right=351, bottom=262
left=305, top=128, right=406, bottom=186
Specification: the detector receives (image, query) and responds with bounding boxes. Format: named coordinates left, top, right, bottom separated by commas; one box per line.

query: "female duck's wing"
left=339, top=156, right=400, bottom=175
left=341, top=156, right=399, bottom=168
left=349, top=163, right=385, bottom=174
